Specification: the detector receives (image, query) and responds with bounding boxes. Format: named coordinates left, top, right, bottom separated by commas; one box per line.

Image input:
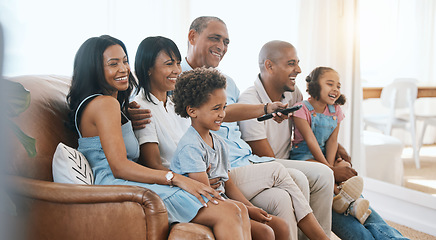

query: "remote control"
left=257, top=105, right=303, bottom=121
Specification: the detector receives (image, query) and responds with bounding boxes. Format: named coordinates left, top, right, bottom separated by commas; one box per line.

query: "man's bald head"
left=258, top=40, right=296, bottom=72
left=258, top=40, right=300, bottom=94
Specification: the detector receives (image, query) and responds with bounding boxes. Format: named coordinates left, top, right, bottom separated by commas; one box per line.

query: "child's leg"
left=250, top=188, right=298, bottom=239
left=265, top=216, right=290, bottom=240
left=297, top=213, right=330, bottom=240
left=191, top=200, right=251, bottom=240
left=250, top=219, right=275, bottom=240
left=226, top=199, right=289, bottom=240
left=227, top=200, right=253, bottom=239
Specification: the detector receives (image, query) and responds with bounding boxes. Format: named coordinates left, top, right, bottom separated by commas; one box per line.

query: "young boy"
left=170, top=67, right=290, bottom=240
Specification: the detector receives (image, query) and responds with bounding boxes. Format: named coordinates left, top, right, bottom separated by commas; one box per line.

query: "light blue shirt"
left=171, top=126, right=230, bottom=193
left=181, top=60, right=274, bottom=168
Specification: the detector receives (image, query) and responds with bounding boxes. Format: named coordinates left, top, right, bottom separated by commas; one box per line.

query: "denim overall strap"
left=310, top=103, right=338, bottom=152
left=327, top=104, right=336, bottom=114
left=289, top=101, right=339, bottom=160
left=74, top=94, right=103, bottom=138
left=302, top=100, right=314, bottom=111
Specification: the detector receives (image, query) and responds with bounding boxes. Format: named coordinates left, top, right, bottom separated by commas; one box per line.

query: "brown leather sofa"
left=4, top=75, right=215, bottom=240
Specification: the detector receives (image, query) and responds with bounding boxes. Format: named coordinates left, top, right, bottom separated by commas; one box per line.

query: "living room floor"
left=402, top=144, right=436, bottom=197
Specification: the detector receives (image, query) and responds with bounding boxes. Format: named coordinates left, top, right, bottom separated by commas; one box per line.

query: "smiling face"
left=271, top=46, right=301, bottom=92
left=318, top=70, right=341, bottom=105
left=149, top=50, right=182, bottom=94
left=103, top=44, right=130, bottom=96
left=189, top=20, right=229, bottom=68
left=190, top=88, right=227, bottom=133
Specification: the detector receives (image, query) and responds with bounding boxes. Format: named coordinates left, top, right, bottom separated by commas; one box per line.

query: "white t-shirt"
left=133, top=91, right=190, bottom=168
left=238, top=75, right=303, bottom=159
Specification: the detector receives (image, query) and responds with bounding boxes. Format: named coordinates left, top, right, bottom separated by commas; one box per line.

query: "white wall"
left=0, top=0, right=302, bottom=94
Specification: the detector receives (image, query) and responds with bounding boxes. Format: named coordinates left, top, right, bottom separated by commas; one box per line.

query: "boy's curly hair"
left=172, top=67, right=227, bottom=118
left=306, top=66, right=346, bottom=105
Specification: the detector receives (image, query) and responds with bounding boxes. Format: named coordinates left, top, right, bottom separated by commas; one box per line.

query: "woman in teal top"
left=66, top=35, right=251, bottom=240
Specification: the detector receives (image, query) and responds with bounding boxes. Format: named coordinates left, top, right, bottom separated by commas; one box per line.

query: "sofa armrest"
left=169, top=223, right=215, bottom=240
left=4, top=176, right=169, bottom=240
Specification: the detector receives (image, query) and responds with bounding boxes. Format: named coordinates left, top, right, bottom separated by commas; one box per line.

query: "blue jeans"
left=332, top=206, right=409, bottom=240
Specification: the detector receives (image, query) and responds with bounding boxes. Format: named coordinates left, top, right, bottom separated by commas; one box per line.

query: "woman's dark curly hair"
left=66, top=35, right=137, bottom=130
left=172, top=67, right=226, bottom=118
left=306, top=66, right=346, bottom=105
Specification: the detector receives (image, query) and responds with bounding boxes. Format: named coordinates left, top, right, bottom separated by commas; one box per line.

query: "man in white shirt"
left=238, top=40, right=357, bottom=182
left=238, top=69, right=303, bottom=159
left=238, top=40, right=303, bottom=159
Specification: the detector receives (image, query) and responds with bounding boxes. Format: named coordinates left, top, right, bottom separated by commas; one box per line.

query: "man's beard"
left=284, top=87, right=295, bottom=93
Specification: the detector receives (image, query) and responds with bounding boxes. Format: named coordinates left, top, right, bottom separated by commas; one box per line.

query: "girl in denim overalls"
left=290, top=67, right=372, bottom=225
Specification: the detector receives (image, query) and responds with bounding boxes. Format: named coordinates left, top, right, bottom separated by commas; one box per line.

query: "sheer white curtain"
left=360, top=0, right=436, bottom=86
left=297, top=0, right=364, bottom=173
left=360, top=0, right=436, bottom=145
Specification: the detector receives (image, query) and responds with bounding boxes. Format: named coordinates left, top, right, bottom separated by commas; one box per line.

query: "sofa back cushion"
left=7, top=75, right=78, bottom=181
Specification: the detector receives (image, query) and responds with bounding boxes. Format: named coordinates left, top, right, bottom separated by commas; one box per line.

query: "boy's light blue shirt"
left=181, top=60, right=274, bottom=168
left=171, top=126, right=230, bottom=193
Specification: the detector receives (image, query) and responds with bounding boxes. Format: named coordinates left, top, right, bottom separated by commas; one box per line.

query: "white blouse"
left=133, top=91, right=190, bottom=168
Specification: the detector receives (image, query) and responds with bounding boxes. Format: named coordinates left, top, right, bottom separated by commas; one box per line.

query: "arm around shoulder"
left=128, top=100, right=152, bottom=130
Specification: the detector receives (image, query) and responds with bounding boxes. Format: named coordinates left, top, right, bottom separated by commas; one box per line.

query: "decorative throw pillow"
left=52, top=142, right=94, bottom=185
